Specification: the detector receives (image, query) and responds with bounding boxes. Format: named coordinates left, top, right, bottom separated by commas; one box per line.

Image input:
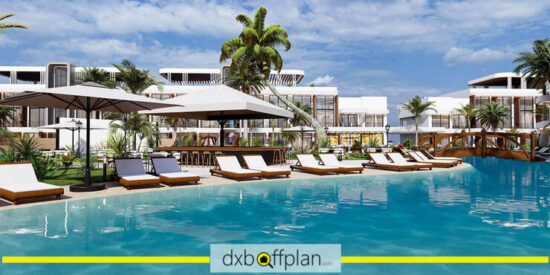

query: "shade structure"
left=0, top=82, right=178, bottom=191
left=40, top=119, right=107, bottom=154
left=140, top=85, right=293, bottom=146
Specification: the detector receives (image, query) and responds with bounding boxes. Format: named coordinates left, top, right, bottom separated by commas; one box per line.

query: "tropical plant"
left=106, top=132, right=128, bottom=158
left=353, top=140, right=362, bottom=148
left=476, top=102, right=510, bottom=131
left=0, top=105, right=15, bottom=127
left=0, top=13, right=29, bottom=34
left=59, top=151, right=76, bottom=168
left=289, top=101, right=312, bottom=127
left=109, top=113, right=154, bottom=151
left=318, top=136, right=331, bottom=149
left=454, top=103, right=478, bottom=132
left=76, top=67, right=117, bottom=88
left=280, top=131, right=298, bottom=147
left=0, top=147, right=17, bottom=162
left=400, top=95, right=437, bottom=146
left=219, top=6, right=328, bottom=141
left=33, top=155, right=58, bottom=180
left=224, top=66, right=265, bottom=95
left=239, top=137, right=249, bottom=147
left=513, top=39, right=550, bottom=95
left=367, top=136, right=380, bottom=148
left=12, top=135, right=40, bottom=161
left=112, top=59, right=163, bottom=95
left=251, top=137, right=264, bottom=147
left=403, top=139, right=412, bottom=149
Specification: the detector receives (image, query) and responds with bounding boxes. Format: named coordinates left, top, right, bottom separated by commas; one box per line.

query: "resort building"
left=395, top=72, right=541, bottom=143
left=0, top=63, right=389, bottom=150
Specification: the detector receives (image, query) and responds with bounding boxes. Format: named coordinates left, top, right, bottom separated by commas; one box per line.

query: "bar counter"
left=154, top=146, right=284, bottom=165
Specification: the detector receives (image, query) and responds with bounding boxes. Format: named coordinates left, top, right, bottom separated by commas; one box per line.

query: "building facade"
left=0, top=63, right=389, bottom=150
left=395, top=72, right=540, bottom=143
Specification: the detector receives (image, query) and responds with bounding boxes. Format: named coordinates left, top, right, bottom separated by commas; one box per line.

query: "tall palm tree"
left=76, top=67, right=117, bottom=88
left=400, top=95, right=437, bottom=146
left=219, top=6, right=328, bottom=142
left=454, top=103, right=478, bottom=133
left=224, top=67, right=265, bottom=95
left=0, top=13, right=29, bottom=34
left=513, top=39, right=550, bottom=95
left=289, top=101, right=312, bottom=126
left=108, top=113, right=154, bottom=151
left=0, top=105, right=14, bottom=138
left=477, top=102, right=510, bottom=131
left=112, top=59, right=163, bottom=94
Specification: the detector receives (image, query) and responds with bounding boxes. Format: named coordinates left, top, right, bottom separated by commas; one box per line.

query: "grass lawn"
left=42, top=168, right=115, bottom=186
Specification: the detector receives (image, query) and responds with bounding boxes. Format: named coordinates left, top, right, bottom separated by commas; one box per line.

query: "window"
left=316, top=96, right=334, bottom=127
left=366, top=115, right=384, bottom=127
left=475, top=96, right=491, bottom=107
left=201, top=121, right=219, bottom=128
left=339, top=114, right=358, bottom=127
left=496, top=97, right=512, bottom=128
left=248, top=119, right=265, bottom=128
left=519, top=97, right=534, bottom=128
left=29, top=107, right=47, bottom=127
left=452, top=115, right=466, bottom=129
left=432, top=115, right=449, bottom=128
left=269, top=95, right=288, bottom=128
left=375, top=115, right=384, bottom=127
left=340, top=133, right=361, bottom=146
left=293, top=95, right=311, bottom=105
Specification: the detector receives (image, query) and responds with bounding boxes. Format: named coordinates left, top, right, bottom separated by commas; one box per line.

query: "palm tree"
left=289, top=101, right=312, bottom=126
left=76, top=67, right=117, bottom=88
left=224, top=67, right=265, bottom=96
left=112, top=59, right=163, bottom=94
left=109, top=113, right=154, bottom=151
left=0, top=13, right=29, bottom=34
left=219, top=6, right=328, bottom=142
left=513, top=39, right=550, bottom=95
left=477, top=102, right=510, bottom=131
left=400, top=95, right=436, bottom=146
left=454, top=103, right=478, bottom=146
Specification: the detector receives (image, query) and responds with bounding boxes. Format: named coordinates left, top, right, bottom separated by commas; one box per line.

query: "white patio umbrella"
left=40, top=119, right=107, bottom=155
left=0, top=82, right=178, bottom=191
left=140, top=85, right=293, bottom=146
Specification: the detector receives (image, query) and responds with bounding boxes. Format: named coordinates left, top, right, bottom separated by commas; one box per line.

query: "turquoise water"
left=0, top=157, right=549, bottom=274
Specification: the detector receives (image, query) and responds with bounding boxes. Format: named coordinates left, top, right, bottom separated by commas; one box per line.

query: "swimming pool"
left=0, top=157, right=549, bottom=274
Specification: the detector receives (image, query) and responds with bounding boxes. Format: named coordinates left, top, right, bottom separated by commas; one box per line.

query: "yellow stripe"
left=2, top=256, right=548, bottom=264
left=2, top=256, right=210, bottom=264
left=341, top=256, right=549, bottom=264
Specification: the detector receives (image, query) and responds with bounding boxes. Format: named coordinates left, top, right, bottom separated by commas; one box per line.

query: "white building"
left=0, top=63, right=389, bottom=150
left=395, top=72, right=540, bottom=143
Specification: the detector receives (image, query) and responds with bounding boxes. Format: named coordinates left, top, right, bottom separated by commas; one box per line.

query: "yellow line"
left=2, top=256, right=210, bottom=264
left=341, top=256, right=550, bottom=264
left=2, top=256, right=548, bottom=264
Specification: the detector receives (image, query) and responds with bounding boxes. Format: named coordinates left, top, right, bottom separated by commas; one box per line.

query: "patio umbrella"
left=0, top=82, right=178, bottom=191
left=140, top=85, right=292, bottom=146
left=40, top=119, right=107, bottom=154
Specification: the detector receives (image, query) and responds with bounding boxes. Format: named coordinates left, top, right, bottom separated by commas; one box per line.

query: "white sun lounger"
left=151, top=157, right=200, bottom=186
left=242, top=155, right=290, bottom=178
left=290, top=154, right=341, bottom=174
left=318, top=153, right=363, bottom=173
left=0, top=162, right=64, bottom=205
left=386, top=153, right=432, bottom=170
left=210, top=155, right=263, bottom=181
left=363, top=153, right=421, bottom=171
left=115, top=158, right=161, bottom=189
left=409, top=151, right=456, bottom=167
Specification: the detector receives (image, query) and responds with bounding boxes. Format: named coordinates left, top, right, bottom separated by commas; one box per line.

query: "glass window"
left=519, top=97, right=534, bottom=128
left=375, top=115, right=384, bottom=127
left=29, top=107, right=47, bottom=127
left=248, top=119, right=265, bottom=128
left=268, top=95, right=288, bottom=128
left=452, top=115, right=466, bottom=129
left=496, top=97, right=512, bottom=128
left=293, top=95, right=311, bottom=105
left=316, top=96, right=334, bottom=127
left=339, top=114, right=358, bottom=127
left=432, top=115, right=449, bottom=128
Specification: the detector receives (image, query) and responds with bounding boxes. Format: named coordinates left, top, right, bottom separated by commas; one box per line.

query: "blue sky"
left=2, top=0, right=550, bottom=125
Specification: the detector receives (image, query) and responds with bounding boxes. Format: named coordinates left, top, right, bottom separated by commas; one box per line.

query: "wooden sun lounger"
left=386, top=153, right=432, bottom=170
left=290, top=154, right=341, bottom=174
left=0, top=162, right=64, bottom=205
left=152, top=157, right=200, bottom=186
left=362, top=153, right=420, bottom=171
left=408, top=152, right=456, bottom=168
left=242, top=154, right=290, bottom=178
left=318, top=153, right=363, bottom=174
left=210, top=155, right=262, bottom=181
left=114, top=158, right=161, bottom=189
left=422, top=150, right=463, bottom=164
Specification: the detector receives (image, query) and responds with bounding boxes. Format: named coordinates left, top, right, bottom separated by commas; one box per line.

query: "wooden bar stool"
left=202, top=151, right=212, bottom=166
left=191, top=151, right=201, bottom=166
left=180, top=151, right=189, bottom=165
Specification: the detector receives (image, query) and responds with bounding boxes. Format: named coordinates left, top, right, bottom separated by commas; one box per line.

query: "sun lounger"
left=242, top=155, right=290, bottom=178
left=386, top=153, right=432, bottom=170
left=318, top=153, right=363, bottom=173
left=114, top=158, right=161, bottom=189
left=408, top=151, right=456, bottom=167
left=422, top=150, right=463, bottom=164
left=151, top=157, right=200, bottom=186
left=362, top=153, right=420, bottom=171
left=290, top=154, right=341, bottom=174
left=210, top=155, right=262, bottom=181
left=0, top=162, right=64, bottom=205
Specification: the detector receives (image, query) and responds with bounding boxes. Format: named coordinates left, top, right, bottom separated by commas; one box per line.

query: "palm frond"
left=235, top=14, right=253, bottom=27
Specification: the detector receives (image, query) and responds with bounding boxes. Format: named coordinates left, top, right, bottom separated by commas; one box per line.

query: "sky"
left=1, top=0, right=550, bottom=126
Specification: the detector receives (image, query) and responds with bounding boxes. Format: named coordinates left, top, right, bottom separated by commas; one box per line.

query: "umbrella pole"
left=71, top=129, right=75, bottom=154
left=218, top=120, right=227, bottom=147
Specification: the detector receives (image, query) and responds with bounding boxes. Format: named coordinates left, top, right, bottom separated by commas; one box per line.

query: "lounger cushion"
left=387, top=153, right=429, bottom=166
left=0, top=182, right=63, bottom=193
left=0, top=163, right=39, bottom=185
left=296, top=154, right=339, bottom=169
left=159, top=172, right=199, bottom=184
left=119, top=175, right=160, bottom=186
left=243, top=155, right=290, bottom=172
left=115, top=159, right=147, bottom=176
left=319, top=154, right=362, bottom=169
left=152, top=158, right=182, bottom=174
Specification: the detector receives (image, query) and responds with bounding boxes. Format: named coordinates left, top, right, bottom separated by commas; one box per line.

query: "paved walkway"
left=0, top=160, right=471, bottom=210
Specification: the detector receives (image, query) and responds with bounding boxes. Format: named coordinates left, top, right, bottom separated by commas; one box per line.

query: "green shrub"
left=239, top=138, right=249, bottom=147
left=367, top=136, right=380, bottom=148
left=251, top=138, right=264, bottom=147
left=403, top=139, right=412, bottom=149
left=319, top=137, right=331, bottom=149
left=107, top=132, right=128, bottom=158
left=33, top=155, right=59, bottom=180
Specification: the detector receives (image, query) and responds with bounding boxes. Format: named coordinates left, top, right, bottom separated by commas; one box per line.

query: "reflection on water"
left=0, top=157, right=549, bottom=274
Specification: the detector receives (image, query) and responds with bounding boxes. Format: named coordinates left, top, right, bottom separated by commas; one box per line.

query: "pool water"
left=0, top=157, right=549, bottom=274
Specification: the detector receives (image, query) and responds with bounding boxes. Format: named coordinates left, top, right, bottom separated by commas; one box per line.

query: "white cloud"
left=443, top=47, right=513, bottom=65
left=310, top=75, right=334, bottom=86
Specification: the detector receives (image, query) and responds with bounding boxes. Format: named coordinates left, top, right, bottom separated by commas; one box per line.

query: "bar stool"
left=202, top=151, right=212, bottom=166
left=180, top=151, right=189, bottom=165
left=276, top=148, right=285, bottom=165
left=191, top=151, right=201, bottom=166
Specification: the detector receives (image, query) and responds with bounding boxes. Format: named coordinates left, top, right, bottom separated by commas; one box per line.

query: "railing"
left=419, top=129, right=538, bottom=161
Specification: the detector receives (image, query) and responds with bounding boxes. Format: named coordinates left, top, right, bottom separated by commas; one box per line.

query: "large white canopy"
left=39, top=119, right=107, bottom=130
left=140, top=85, right=293, bottom=120
left=0, top=82, right=176, bottom=112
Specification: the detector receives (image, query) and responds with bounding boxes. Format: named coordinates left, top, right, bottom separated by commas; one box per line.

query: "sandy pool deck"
left=0, top=160, right=471, bottom=211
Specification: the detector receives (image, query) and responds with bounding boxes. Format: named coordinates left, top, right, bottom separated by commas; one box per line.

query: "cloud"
left=443, top=47, right=513, bottom=65
left=310, top=75, right=334, bottom=86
